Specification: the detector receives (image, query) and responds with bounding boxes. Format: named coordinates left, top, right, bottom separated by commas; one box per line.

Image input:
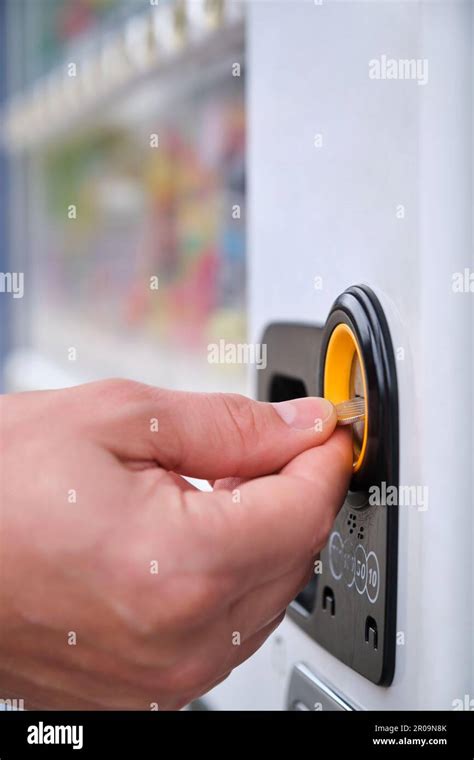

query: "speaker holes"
left=347, top=512, right=357, bottom=535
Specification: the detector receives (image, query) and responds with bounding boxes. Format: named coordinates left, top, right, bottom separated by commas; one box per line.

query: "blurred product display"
left=1, top=0, right=246, bottom=392
left=40, top=86, right=245, bottom=348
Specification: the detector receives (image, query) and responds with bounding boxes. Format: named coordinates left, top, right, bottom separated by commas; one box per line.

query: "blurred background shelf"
left=3, top=0, right=245, bottom=150
left=2, top=0, right=248, bottom=394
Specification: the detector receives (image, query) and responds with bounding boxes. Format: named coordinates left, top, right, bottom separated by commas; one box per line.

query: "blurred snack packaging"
left=41, top=84, right=246, bottom=352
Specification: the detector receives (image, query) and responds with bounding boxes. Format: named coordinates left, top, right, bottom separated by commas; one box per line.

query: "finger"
left=228, top=563, right=313, bottom=639
left=211, top=427, right=352, bottom=490
left=281, top=425, right=353, bottom=481
left=211, top=476, right=246, bottom=491
left=86, top=380, right=337, bottom=480
left=229, top=611, right=286, bottom=670
left=182, top=429, right=352, bottom=588
left=169, top=614, right=285, bottom=709
left=179, top=612, right=286, bottom=706
left=137, top=468, right=200, bottom=493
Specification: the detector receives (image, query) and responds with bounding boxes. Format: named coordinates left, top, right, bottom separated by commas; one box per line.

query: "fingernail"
left=272, top=397, right=334, bottom=430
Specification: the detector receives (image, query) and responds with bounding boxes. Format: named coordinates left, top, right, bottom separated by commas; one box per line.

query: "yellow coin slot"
left=324, top=323, right=368, bottom=472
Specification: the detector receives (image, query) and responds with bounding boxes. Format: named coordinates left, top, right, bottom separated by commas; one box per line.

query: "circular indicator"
left=366, top=551, right=380, bottom=603
left=329, top=531, right=344, bottom=580
left=354, top=544, right=367, bottom=595
left=342, top=538, right=356, bottom=587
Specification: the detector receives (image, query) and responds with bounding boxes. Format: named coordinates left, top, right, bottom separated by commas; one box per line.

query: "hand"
left=0, top=379, right=352, bottom=710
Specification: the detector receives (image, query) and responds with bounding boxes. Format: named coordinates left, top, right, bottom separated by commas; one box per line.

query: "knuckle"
left=218, top=393, right=261, bottom=451
left=93, top=378, right=148, bottom=403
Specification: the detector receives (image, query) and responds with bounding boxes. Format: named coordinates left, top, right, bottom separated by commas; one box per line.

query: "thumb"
left=94, top=381, right=337, bottom=480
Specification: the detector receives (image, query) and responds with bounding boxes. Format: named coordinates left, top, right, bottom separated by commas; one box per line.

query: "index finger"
left=201, top=428, right=353, bottom=590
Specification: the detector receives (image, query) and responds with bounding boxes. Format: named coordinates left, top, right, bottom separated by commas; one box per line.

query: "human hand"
left=0, top=380, right=352, bottom=710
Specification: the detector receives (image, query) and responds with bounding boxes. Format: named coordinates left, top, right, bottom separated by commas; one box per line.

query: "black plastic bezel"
left=319, top=284, right=399, bottom=493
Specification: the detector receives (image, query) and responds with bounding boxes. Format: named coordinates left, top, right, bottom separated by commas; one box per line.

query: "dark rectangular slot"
left=322, top=586, right=336, bottom=616
left=365, top=616, right=378, bottom=649
left=270, top=374, right=307, bottom=403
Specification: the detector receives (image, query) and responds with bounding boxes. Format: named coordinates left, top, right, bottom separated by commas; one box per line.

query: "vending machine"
left=205, top=0, right=474, bottom=711
left=1, top=0, right=472, bottom=715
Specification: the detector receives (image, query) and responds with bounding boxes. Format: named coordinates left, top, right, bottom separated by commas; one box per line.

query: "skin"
left=0, top=379, right=352, bottom=710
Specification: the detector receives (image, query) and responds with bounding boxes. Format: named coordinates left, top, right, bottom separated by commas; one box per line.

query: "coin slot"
left=257, top=289, right=399, bottom=684
left=319, top=285, right=398, bottom=496
left=323, top=323, right=368, bottom=472
left=349, top=353, right=365, bottom=461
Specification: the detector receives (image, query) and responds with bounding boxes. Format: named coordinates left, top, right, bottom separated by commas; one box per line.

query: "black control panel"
left=258, top=286, right=399, bottom=685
